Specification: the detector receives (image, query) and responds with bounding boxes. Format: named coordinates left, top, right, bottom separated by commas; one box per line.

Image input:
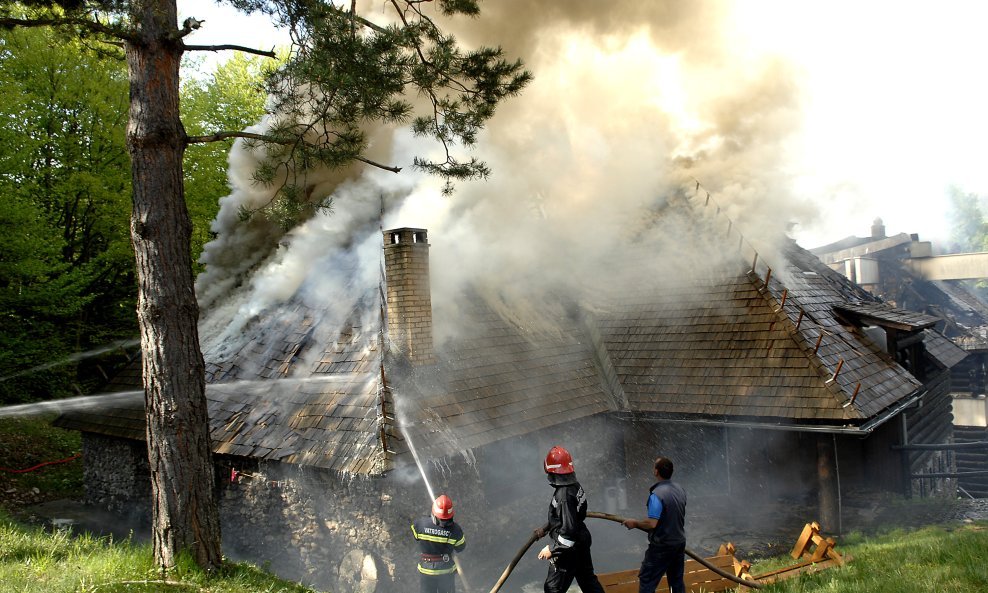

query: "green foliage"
left=233, top=0, right=530, bottom=223
left=0, top=20, right=135, bottom=404
left=181, top=52, right=273, bottom=269
left=0, top=512, right=322, bottom=593
left=946, top=186, right=988, bottom=254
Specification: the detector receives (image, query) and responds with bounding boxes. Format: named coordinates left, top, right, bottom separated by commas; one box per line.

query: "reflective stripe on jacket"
left=411, top=516, right=465, bottom=575
left=547, top=479, right=592, bottom=556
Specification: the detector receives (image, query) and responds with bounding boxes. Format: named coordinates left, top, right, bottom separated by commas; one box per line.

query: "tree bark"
left=125, top=0, right=221, bottom=571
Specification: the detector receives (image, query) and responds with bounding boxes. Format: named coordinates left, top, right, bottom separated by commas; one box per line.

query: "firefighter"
left=535, top=445, right=605, bottom=593
left=411, top=494, right=466, bottom=593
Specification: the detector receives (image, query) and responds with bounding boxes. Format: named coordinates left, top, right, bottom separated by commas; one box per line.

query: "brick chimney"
left=871, top=217, right=886, bottom=239
left=383, top=228, right=436, bottom=365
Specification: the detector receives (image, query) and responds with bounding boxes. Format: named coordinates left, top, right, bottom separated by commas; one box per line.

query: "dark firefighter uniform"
left=411, top=514, right=465, bottom=593
left=544, top=472, right=605, bottom=593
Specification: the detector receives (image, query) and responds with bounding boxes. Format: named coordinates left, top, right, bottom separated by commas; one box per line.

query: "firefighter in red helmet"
left=535, top=446, right=605, bottom=593
left=411, top=494, right=466, bottom=593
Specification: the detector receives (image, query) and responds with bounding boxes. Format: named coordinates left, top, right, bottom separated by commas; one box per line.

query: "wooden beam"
left=599, top=555, right=740, bottom=593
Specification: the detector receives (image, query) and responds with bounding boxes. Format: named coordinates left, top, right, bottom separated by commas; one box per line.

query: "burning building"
left=813, top=219, right=988, bottom=497
left=54, top=191, right=966, bottom=592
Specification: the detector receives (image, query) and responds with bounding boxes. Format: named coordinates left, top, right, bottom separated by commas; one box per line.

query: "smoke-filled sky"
left=180, top=0, right=988, bottom=250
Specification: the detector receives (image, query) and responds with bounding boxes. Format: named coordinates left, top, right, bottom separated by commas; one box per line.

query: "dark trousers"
left=420, top=572, right=455, bottom=593
left=637, top=544, right=686, bottom=593
left=544, top=546, right=605, bottom=593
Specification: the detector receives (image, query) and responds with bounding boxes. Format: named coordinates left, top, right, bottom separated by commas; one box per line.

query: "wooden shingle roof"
left=922, top=329, right=968, bottom=369
left=595, top=267, right=859, bottom=422
left=208, top=377, right=383, bottom=474
left=54, top=391, right=146, bottom=441
left=199, top=297, right=388, bottom=474
left=834, top=302, right=940, bottom=331
left=403, top=293, right=612, bottom=459
left=771, top=243, right=924, bottom=419
left=57, top=295, right=392, bottom=476
left=58, top=196, right=958, bottom=470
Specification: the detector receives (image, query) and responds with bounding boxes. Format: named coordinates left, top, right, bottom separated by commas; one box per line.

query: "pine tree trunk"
left=125, top=0, right=221, bottom=571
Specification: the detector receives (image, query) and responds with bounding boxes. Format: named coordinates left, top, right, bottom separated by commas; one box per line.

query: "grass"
left=0, top=418, right=326, bottom=592
left=752, top=523, right=988, bottom=593
left=0, top=510, right=325, bottom=593
left=0, top=415, right=84, bottom=506
left=3, top=513, right=987, bottom=593
left=3, top=417, right=986, bottom=592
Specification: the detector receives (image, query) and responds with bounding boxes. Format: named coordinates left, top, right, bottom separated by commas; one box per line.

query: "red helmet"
left=544, top=445, right=575, bottom=474
left=432, top=494, right=454, bottom=520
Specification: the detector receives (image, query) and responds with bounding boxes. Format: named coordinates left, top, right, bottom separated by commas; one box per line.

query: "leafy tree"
left=0, top=195, right=92, bottom=403
left=182, top=52, right=273, bottom=271
left=946, top=186, right=988, bottom=253
left=0, top=22, right=134, bottom=403
left=1, top=0, right=529, bottom=572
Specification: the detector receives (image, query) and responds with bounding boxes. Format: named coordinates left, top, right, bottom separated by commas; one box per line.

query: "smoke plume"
left=195, top=0, right=817, bottom=351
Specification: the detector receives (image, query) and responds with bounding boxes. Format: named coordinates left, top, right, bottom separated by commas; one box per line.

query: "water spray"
left=0, top=375, right=369, bottom=419
left=0, top=338, right=139, bottom=383
left=399, top=413, right=473, bottom=591
left=0, top=390, right=143, bottom=419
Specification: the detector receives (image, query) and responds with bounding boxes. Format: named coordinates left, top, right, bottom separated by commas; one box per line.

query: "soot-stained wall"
left=78, top=413, right=638, bottom=593
left=217, top=416, right=635, bottom=593
left=78, top=380, right=958, bottom=592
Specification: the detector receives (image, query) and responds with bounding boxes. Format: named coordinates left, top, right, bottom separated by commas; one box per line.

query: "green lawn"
left=754, top=523, right=988, bottom=593
left=0, top=511, right=323, bottom=593
left=3, top=417, right=987, bottom=592
left=2, top=512, right=987, bottom=593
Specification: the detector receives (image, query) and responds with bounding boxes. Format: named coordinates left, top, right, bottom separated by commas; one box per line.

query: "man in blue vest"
left=411, top=494, right=466, bottom=593
left=623, top=457, right=687, bottom=593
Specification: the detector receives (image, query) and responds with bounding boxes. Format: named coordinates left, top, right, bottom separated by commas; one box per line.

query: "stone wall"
left=80, top=432, right=441, bottom=592
left=215, top=414, right=625, bottom=593
left=78, top=415, right=632, bottom=593
left=219, top=463, right=398, bottom=592
left=81, top=433, right=150, bottom=514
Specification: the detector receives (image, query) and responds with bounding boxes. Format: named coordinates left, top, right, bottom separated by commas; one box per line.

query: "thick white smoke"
left=194, top=0, right=818, bottom=346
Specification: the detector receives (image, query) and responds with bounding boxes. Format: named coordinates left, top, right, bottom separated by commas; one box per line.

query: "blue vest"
left=647, top=480, right=687, bottom=549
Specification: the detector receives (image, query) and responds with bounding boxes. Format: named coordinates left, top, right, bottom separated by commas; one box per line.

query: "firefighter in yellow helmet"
left=411, top=494, right=466, bottom=593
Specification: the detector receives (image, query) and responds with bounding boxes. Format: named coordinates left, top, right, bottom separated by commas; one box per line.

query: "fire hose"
left=0, top=453, right=81, bottom=474
left=486, top=511, right=763, bottom=593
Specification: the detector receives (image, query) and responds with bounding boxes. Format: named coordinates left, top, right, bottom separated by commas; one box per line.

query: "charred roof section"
left=59, top=207, right=961, bottom=473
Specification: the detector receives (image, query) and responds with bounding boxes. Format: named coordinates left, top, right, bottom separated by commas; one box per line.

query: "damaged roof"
left=810, top=226, right=988, bottom=355
left=58, top=195, right=959, bottom=474
left=57, top=299, right=393, bottom=475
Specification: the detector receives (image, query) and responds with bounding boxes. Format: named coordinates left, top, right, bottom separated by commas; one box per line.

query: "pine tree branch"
left=183, top=44, right=277, bottom=58
left=185, top=131, right=402, bottom=173
left=0, top=16, right=133, bottom=42
left=185, top=131, right=277, bottom=144
left=354, top=155, right=402, bottom=173
left=325, top=3, right=387, bottom=34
